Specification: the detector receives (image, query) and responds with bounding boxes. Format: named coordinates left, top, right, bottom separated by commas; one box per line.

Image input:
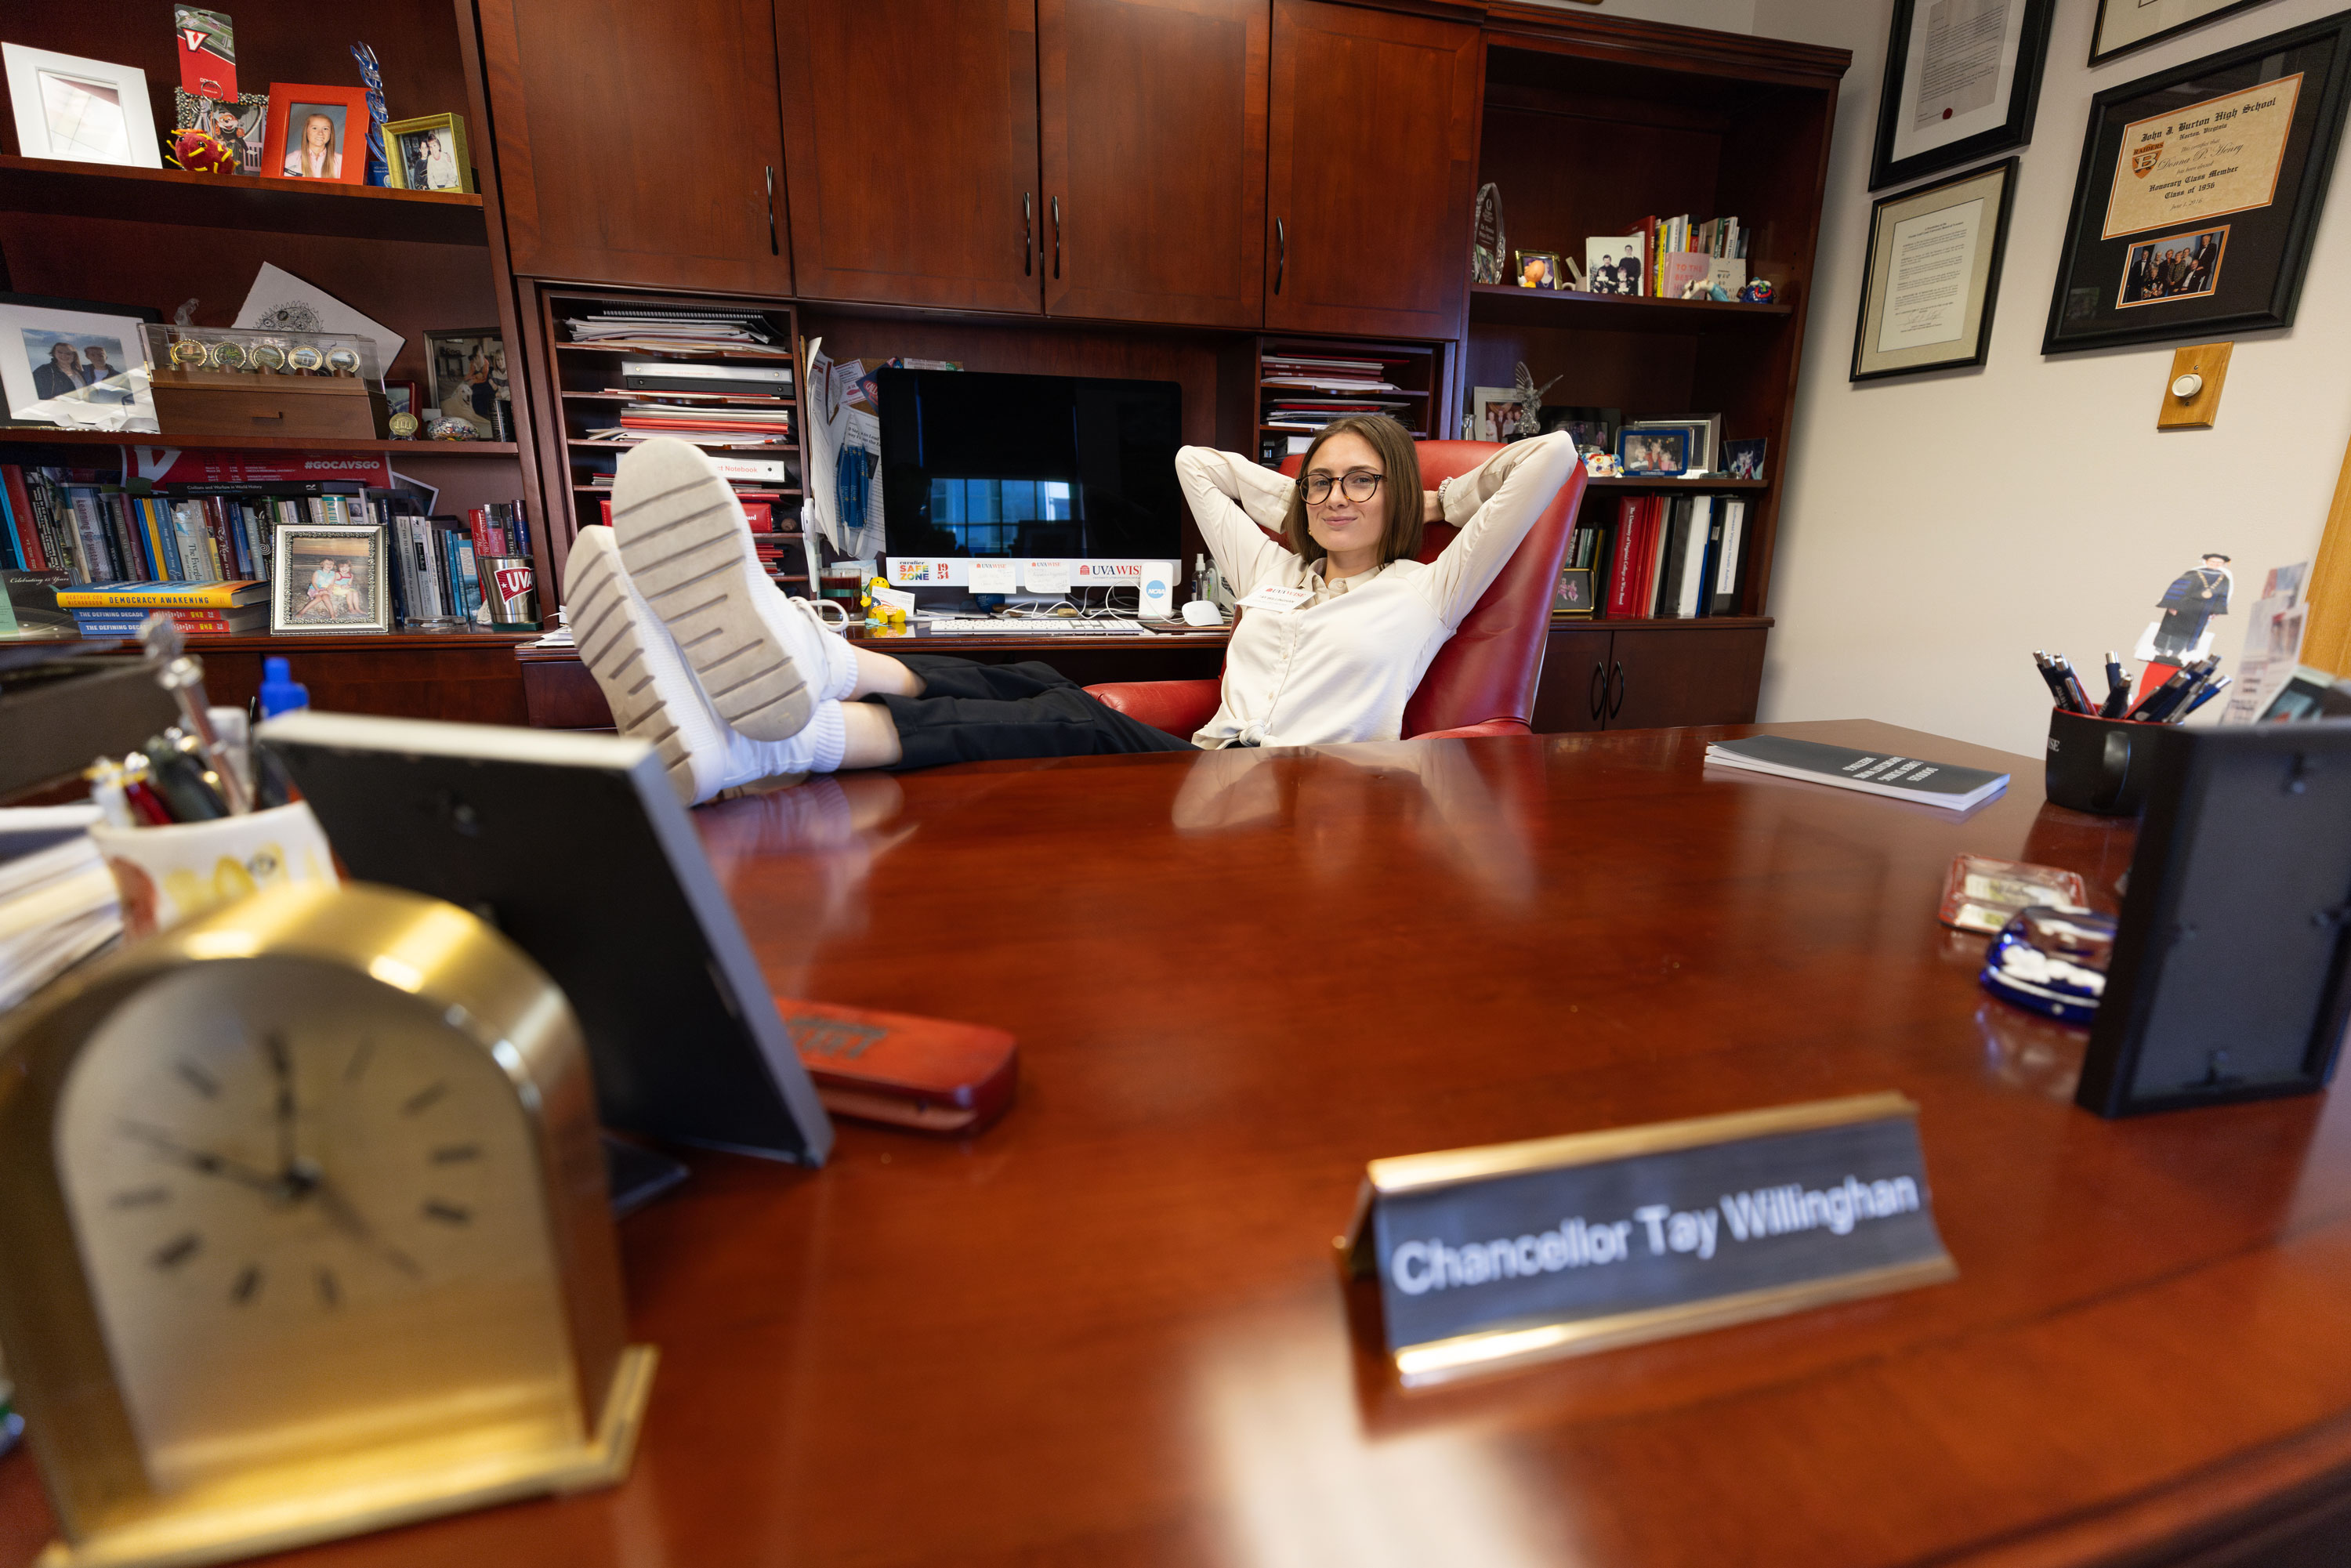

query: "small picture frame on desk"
left=384, top=112, right=473, bottom=194
left=272, top=523, right=389, bottom=635
left=1618, top=425, right=1696, bottom=476
left=1552, top=565, right=1596, bottom=619
left=263, top=84, right=371, bottom=185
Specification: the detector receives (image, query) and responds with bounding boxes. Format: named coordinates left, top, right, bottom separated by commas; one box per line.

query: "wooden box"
left=150, top=368, right=386, bottom=441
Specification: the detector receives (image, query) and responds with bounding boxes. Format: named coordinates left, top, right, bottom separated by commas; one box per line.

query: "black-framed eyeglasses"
left=1301, top=470, right=1385, bottom=505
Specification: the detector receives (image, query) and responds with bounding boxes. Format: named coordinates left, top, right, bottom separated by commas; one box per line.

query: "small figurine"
left=351, top=43, right=391, bottom=186
left=1583, top=452, right=1621, bottom=478
left=167, top=127, right=238, bottom=176
left=1740, top=279, right=1776, bottom=304
left=1708, top=282, right=1734, bottom=302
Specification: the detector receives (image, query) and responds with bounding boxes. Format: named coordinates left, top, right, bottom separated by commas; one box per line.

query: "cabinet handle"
left=1051, top=196, right=1062, bottom=281
left=1588, top=661, right=1607, bottom=722
left=764, top=165, right=778, bottom=256
left=1274, top=217, right=1285, bottom=295
left=1023, top=191, right=1034, bottom=277
left=1609, top=661, right=1627, bottom=720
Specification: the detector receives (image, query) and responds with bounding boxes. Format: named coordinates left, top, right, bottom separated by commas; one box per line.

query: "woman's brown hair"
left=1280, top=415, right=1425, bottom=568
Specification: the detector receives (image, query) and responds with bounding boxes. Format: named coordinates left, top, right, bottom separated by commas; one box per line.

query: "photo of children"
left=275, top=530, right=384, bottom=632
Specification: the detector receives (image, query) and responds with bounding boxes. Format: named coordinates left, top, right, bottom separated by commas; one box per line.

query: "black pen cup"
left=2044, top=708, right=2169, bottom=817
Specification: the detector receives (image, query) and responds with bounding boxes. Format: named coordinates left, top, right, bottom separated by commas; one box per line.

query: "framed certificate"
left=2043, top=13, right=2351, bottom=354
left=1867, top=0, right=2056, bottom=190
left=1853, top=158, right=2018, bottom=381
left=2089, top=0, right=2274, bottom=69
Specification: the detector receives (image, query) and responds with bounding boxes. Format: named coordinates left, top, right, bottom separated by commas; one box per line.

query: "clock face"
left=55, top=956, right=581, bottom=1494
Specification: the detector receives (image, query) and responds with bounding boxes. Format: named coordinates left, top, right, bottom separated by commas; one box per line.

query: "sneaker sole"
left=610, top=442, right=814, bottom=742
left=564, top=534, right=701, bottom=805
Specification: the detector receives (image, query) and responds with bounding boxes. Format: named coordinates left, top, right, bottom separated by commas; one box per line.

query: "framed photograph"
left=263, top=84, right=370, bottom=184
left=173, top=89, right=268, bottom=176
left=2043, top=14, right=2351, bottom=355
left=424, top=330, right=509, bottom=439
left=1552, top=564, right=1596, bottom=619
left=1539, top=404, right=1621, bottom=454
left=0, top=292, right=161, bottom=425
left=384, top=112, right=472, bottom=194
left=1512, top=250, right=1562, bottom=290
left=1868, top=0, right=2056, bottom=190
left=1584, top=236, right=1645, bottom=295
left=1618, top=425, right=1697, bottom=476
left=1469, top=386, right=1531, bottom=443
left=2, top=44, right=163, bottom=167
left=1853, top=157, right=2019, bottom=381
left=384, top=379, right=420, bottom=419
left=1723, top=437, right=1768, bottom=480
left=2090, top=0, right=2274, bottom=68
left=272, top=523, right=389, bottom=635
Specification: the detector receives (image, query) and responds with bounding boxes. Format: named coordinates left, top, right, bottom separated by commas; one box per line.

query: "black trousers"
left=875, top=656, right=1197, bottom=771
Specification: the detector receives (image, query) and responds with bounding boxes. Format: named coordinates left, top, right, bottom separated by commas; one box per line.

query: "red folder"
left=771, top=996, right=1018, bottom=1135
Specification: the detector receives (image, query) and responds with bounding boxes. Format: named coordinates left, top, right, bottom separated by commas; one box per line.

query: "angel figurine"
left=1509, top=360, right=1561, bottom=439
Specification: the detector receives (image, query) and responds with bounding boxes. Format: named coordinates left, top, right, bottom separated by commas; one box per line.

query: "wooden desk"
left=7, top=720, right=2348, bottom=1566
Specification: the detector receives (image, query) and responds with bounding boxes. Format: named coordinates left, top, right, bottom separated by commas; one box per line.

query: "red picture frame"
left=263, top=85, right=371, bottom=186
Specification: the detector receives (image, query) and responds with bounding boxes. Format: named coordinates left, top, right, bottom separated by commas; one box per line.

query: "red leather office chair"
left=1086, top=440, right=1586, bottom=741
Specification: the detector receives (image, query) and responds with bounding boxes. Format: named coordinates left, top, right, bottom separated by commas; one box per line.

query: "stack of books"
left=1260, top=352, right=1412, bottom=433
left=55, top=578, right=270, bottom=636
left=1583, top=493, right=1751, bottom=619
left=1644, top=213, right=1748, bottom=299
left=585, top=400, right=795, bottom=449
left=562, top=309, right=792, bottom=359
left=0, top=807, right=119, bottom=1014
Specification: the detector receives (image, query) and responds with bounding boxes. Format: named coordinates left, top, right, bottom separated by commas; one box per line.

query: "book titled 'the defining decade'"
left=1704, top=735, right=2010, bottom=811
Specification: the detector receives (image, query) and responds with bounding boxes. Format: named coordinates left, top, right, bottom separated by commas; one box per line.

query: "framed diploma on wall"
left=2090, top=0, right=2273, bottom=69
left=1852, top=158, right=2018, bottom=381
left=2043, top=13, right=2351, bottom=355
left=1868, top=0, right=2056, bottom=190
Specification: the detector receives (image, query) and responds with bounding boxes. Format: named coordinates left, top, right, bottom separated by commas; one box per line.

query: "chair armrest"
left=1085, top=679, right=1222, bottom=737
left=1411, top=719, right=1530, bottom=741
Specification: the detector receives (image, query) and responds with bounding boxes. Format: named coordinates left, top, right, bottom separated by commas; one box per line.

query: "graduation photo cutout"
left=2135, top=552, right=2233, bottom=665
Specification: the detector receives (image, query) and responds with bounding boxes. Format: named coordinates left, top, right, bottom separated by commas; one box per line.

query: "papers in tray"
left=1704, top=735, right=2009, bottom=812
left=0, top=811, right=121, bottom=1012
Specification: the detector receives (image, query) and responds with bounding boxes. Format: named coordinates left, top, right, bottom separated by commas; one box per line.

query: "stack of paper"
left=0, top=807, right=121, bottom=1012
left=563, top=310, right=792, bottom=359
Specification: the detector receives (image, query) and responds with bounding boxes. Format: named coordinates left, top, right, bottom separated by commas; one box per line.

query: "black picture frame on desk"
left=1868, top=0, right=2056, bottom=190
left=1852, top=158, right=2018, bottom=382
left=2042, top=13, right=2351, bottom=354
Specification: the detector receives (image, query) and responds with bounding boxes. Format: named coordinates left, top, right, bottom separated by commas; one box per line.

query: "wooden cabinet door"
left=1263, top=0, right=1479, bottom=338
left=479, top=0, right=792, bottom=293
left=1039, top=0, right=1267, bottom=327
left=776, top=0, right=1044, bottom=313
left=1603, top=626, right=1769, bottom=730
left=1530, top=628, right=1613, bottom=733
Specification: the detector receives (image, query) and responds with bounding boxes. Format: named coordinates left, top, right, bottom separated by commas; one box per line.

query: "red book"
left=770, top=995, right=1018, bottom=1135
left=2, top=465, right=42, bottom=570
left=1640, top=497, right=1669, bottom=615
left=467, top=506, right=498, bottom=559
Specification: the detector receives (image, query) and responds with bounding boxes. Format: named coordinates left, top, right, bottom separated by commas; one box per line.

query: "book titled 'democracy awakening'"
left=1704, top=735, right=2010, bottom=811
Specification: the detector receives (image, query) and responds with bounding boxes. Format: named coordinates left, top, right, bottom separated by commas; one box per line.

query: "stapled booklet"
left=1704, top=736, right=2009, bottom=811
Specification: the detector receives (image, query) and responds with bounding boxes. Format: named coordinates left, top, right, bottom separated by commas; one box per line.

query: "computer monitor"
left=875, top=368, right=1183, bottom=596
left=255, top=712, right=834, bottom=1167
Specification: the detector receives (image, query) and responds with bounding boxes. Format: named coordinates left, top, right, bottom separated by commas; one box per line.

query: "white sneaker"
left=563, top=526, right=846, bottom=804
left=607, top=436, right=849, bottom=741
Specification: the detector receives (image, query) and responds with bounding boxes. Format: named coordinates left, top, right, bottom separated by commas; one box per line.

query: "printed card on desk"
left=1342, top=1093, right=1954, bottom=1385
left=967, top=560, right=1017, bottom=594
left=1704, top=736, right=2009, bottom=811
left=1023, top=560, right=1071, bottom=594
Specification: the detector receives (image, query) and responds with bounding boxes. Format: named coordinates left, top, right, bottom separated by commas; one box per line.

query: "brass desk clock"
left=0, top=882, right=654, bottom=1568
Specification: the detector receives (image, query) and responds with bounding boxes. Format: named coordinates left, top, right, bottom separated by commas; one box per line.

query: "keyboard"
left=919, top=617, right=1157, bottom=635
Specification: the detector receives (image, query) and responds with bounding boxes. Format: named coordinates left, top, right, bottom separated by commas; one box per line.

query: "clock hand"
left=308, top=1171, right=421, bottom=1279
left=118, top=1121, right=284, bottom=1194
left=263, top=1030, right=297, bottom=1176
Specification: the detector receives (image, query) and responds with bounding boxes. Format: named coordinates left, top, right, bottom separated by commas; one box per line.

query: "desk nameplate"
left=1343, top=1093, right=1956, bottom=1386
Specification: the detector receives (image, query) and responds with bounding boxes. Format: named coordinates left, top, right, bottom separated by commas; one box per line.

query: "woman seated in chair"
left=565, top=418, right=1578, bottom=803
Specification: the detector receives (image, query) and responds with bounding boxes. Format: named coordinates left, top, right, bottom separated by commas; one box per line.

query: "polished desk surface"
left=5, top=719, right=2347, bottom=1567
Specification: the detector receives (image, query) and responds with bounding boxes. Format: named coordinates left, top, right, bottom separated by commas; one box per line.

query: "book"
left=71, top=607, right=268, bottom=635
left=1711, top=500, right=1748, bottom=616
left=55, top=579, right=269, bottom=608
left=1704, top=736, right=2010, bottom=812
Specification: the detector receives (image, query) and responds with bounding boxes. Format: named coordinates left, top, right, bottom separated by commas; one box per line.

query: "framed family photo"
left=1618, top=425, right=1696, bottom=476
left=263, top=83, right=370, bottom=185
left=1868, top=0, right=2056, bottom=190
left=1853, top=158, right=2018, bottom=381
left=0, top=292, right=161, bottom=426
left=386, top=112, right=472, bottom=194
left=1551, top=564, right=1596, bottom=619
left=2042, top=13, right=2351, bottom=354
left=2, top=44, right=162, bottom=167
left=272, top=523, right=389, bottom=635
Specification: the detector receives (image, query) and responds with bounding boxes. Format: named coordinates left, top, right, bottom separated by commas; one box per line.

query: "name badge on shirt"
left=1237, top=584, right=1312, bottom=613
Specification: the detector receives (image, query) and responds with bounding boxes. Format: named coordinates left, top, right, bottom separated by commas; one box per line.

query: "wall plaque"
left=1342, top=1093, right=1955, bottom=1386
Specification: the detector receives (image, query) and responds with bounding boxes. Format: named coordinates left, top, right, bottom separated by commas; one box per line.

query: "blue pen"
left=2175, top=675, right=2233, bottom=722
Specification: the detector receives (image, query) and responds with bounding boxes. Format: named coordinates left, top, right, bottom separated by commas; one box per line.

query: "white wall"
left=1520, top=0, right=1756, bottom=31
left=1751, top=0, right=2351, bottom=757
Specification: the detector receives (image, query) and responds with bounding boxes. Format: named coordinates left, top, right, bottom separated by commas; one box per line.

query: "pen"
left=2052, top=655, right=2095, bottom=716
left=143, top=733, right=229, bottom=822
left=2131, top=656, right=2219, bottom=722
left=2032, top=652, right=2077, bottom=712
left=2101, top=652, right=2130, bottom=718
left=118, top=755, right=176, bottom=825
left=2175, top=675, right=2232, bottom=721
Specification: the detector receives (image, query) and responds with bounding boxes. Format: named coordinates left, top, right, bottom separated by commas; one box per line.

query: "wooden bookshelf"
left=0, top=156, right=487, bottom=245
left=1465, top=282, right=1793, bottom=333
left=0, top=430, right=518, bottom=456
left=1252, top=333, right=1453, bottom=466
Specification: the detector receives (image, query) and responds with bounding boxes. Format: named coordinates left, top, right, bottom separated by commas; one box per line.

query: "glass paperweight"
left=1980, top=907, right=2117, bottom=1026
left=1939, top=853, right=2089, bottom=933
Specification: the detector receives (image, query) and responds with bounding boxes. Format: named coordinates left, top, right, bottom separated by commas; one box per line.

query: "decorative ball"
left=1741, top=279, right=1776, bottom=304
left=167, top=129, right=238, bottom=176
left=428, top=417, right=480, bottom=442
